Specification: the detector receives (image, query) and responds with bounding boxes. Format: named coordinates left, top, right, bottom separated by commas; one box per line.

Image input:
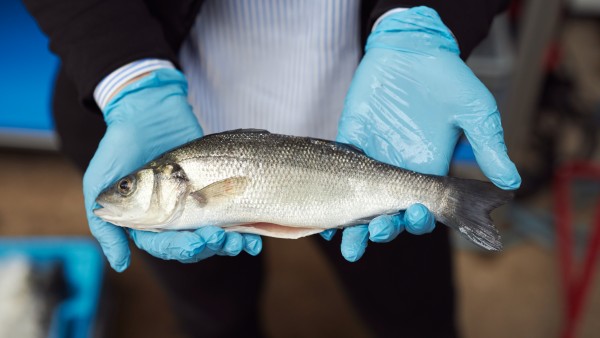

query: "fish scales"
left=95, top=129, right=513, bottom=250
left=163, top=131, right=441, bottom=228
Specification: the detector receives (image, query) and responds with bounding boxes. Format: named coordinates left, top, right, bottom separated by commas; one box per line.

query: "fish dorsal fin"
left=214, top=128, right=271, bottom=135
left=191, top=176, right=249, bottom=206
left=335, top=141, right=366, bottom=155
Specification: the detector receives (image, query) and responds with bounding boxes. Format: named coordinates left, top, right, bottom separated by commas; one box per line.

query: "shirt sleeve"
left=23, top=0, right=178, bottom=110
left=366, top=0, right=511, bottom=59
left=93, top=59, right=175, bottom=110
left=372, top=8, right=408, bottom=29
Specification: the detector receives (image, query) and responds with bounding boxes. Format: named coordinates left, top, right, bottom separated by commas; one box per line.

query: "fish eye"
left=117, top=176, right=135, bottom=196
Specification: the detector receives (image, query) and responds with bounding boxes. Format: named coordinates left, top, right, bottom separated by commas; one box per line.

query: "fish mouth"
left=93, top=201, right=122, bottom=220
left=93, top=207, right=112, bottom=218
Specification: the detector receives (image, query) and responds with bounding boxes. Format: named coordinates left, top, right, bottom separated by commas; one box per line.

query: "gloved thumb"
left=459, top=109, right=521, bottom=190
left=88, top=216, right=131, bottom=272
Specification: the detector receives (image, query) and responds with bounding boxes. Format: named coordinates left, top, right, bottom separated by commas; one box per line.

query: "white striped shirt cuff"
left=93, top=59, right=176, bottom=110
left=372, top=8, right=408, bottom=31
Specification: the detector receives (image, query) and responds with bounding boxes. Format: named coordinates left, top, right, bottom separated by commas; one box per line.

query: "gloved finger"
left=217, top=232, right=244, bottom=256
left=242, top=234, right=262, bottom=256
left=195, top=226, right=226, bottom=251
left=88, top=216, right=131, bottom=272
left=337, top=113, right=457, bottom=176
left=404, top=203, right=436, bottom=235
left=129, top=229, right=206, bottom=261
left=368, top=214, right=405, bottom=243
left=460, top=110, right=521, bottom=190
left=336, top=115, right=368, bottom=151
left=320, top=229, right=337, bottom=241
left=341, top=225, right=369, bottom=262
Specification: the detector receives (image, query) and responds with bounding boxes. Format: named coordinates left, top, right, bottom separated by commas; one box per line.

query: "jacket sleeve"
left=365, top=0, right=510, bottom=59
left=23, top=0, right=178, bottom=110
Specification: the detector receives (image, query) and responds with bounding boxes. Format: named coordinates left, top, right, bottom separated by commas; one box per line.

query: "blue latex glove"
left=83, top=68, right=262, bottom=272
left=323, top=7, right=521, bottom=261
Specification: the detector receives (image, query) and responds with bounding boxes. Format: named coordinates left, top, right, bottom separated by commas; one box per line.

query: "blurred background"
left=1, top=0, right=600, bottom=337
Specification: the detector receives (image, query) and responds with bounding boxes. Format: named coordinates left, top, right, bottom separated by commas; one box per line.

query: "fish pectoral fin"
left=225, top=223, right=324, bottom=239
left=191, top=176, right=249, bottom=206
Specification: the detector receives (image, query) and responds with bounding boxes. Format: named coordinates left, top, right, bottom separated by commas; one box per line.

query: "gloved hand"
left=322, top=7, right=521, bottom=261
left=83, top=68, right=262, bottom=272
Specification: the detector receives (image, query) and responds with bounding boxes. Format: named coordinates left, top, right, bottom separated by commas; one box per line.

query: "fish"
left=94, top=129, right=514, bottom=250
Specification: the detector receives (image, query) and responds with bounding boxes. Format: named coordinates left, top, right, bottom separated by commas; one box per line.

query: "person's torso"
left=179, top=0, right=361, bottom=139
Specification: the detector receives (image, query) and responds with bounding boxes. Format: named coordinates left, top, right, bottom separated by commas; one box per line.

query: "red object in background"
left=555, top=162, right=600, bottom=338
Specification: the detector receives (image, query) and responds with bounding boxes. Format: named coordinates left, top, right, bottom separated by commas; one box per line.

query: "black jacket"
left=24, top=0, right=509, bottom=111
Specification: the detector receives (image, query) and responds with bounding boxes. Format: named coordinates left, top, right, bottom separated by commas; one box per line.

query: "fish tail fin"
left=435, top=177, right=514, bottom=251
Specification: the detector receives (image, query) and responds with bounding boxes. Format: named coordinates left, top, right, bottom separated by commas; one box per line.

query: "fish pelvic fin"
left=436, top=177, right=514, bottom=251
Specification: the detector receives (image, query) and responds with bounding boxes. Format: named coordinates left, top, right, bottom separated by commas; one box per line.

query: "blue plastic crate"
left=0, top=238, right=104, bottom=338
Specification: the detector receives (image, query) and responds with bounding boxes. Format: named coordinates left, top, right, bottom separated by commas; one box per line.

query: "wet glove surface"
left=324, top=7, right=521, bottom=261
left=83, top=69, right=261, bottom=272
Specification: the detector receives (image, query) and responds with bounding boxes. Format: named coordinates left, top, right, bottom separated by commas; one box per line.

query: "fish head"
left=93, top=162, right=190, bottom=229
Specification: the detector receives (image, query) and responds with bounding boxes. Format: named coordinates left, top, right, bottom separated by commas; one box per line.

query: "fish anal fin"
left=225, top=223, right=323, bottom=239
left=191, top=176, right=249, bottom=206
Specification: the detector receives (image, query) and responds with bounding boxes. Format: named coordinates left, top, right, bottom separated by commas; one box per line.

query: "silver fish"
left=94, top=129, right=513, bottom=250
